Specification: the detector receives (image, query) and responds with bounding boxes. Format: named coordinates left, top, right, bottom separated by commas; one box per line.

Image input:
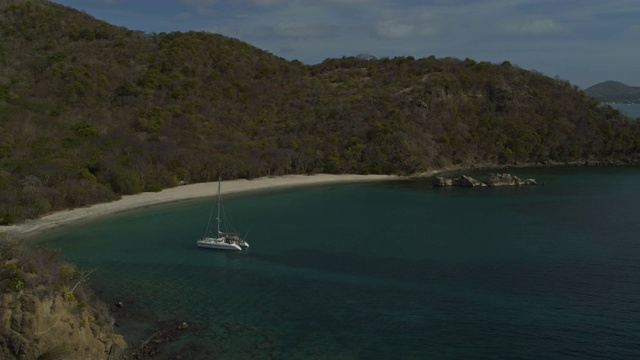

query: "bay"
left=609, top=103, right=640, bottom=119
left=31, top=167, right=640, bottom=359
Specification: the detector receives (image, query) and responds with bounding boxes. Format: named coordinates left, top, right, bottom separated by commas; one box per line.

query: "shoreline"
left=0, top=173, right=403, bottom=239
left=3, top=160, right=635, bottom=239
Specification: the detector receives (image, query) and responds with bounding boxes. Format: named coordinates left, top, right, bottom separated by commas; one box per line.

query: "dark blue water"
left=31, top=167, right=640, bottom=359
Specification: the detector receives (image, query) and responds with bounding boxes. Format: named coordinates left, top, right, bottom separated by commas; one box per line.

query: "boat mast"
left=216, top=174, right=222, bottom=236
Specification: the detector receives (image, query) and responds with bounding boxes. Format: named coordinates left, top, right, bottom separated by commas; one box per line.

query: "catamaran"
left=196, top=176, right=249, bottom=251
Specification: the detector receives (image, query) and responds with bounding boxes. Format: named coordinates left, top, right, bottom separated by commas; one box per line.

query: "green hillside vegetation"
left=584, top=80, right=640, bottom=103
left=1, top=0, right=640, bottom=224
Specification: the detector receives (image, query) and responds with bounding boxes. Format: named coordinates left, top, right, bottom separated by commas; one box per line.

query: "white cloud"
left=502, top=17, right=562, bottom=35
left=377, top=22, right=415, bottom=38
left=372, top=10, right=438, bottom=39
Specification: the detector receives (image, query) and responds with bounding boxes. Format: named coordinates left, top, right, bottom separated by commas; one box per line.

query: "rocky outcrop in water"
left=129, top=320, right=191, bottom=359
left=453, top=175, right=486, bottom=187
left=485, top=173, right=537, bottom=186
left=433, top=173, right=536, bottom=187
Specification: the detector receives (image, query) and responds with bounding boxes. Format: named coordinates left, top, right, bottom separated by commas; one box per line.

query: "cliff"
left=0, top=238, right=127, bottom=359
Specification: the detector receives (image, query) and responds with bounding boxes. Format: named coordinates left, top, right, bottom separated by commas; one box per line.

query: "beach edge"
left=0, top=174, right=403, bottom=238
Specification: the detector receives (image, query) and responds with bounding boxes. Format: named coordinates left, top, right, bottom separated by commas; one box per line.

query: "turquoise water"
left=32, top=167, right=640, bottom=359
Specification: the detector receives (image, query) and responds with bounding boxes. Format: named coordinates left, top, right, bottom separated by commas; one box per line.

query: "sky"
left=50, top=0, right=640, bottom=89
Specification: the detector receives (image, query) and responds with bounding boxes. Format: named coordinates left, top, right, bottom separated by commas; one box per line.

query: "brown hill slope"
left=0, top=0, right=639, bottom=223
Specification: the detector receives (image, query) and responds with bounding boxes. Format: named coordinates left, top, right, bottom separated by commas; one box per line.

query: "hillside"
left=1, top=0, right=640, bottom=224
left=585, top=81, right=640, bottom=103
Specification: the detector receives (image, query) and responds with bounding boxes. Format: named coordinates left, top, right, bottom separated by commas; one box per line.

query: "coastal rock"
left=432, top=177, right=453, bottom=187
left=486, top=173, right=537, bottom=186
left=432, top=173, right=536, bottom=187
left=433, top=175, right=485, bottom=187
left=131, top=320, right=191, bottom=358
left=0, top=293, right=127, bottom=360
left=452, top=175, right=486, bottom=187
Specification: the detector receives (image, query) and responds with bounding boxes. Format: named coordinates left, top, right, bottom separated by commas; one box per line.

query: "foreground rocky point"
left=0, top=239, right=127, bottom=359
left=0, top=292, right=127, bottom=359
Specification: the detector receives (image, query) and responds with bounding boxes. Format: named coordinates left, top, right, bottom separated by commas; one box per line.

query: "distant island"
left=584, top=81, right=640, bottom=103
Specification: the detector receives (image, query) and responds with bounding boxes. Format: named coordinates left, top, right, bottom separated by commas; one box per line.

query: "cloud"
left=181, top=0, right=286, bottom=8
left=278, top=45, right=296, bottom=54
left=372, top=10, right=438, bottom=39
left=92, top=0, right=127, bottom=4
left=246, top=0, right=288, bottom=6
left=253, top=22, right=340, bottom=40
left=376, top=22, right=415, bottom=38
left=324, top=0, right=381, bottom=4
left=180, top=0, right=219, bottom=5
left=502, top=17, right=562, bottom=35
left=174, top=12, right=193, bottom=22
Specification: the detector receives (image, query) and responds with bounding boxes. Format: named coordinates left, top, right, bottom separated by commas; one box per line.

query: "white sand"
left=0, top=174, right=400, bottom=238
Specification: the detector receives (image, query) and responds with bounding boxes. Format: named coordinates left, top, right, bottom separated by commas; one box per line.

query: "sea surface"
left=609, top=103, right=640, bottom=119
left=31, top=167, right=640, bottom=359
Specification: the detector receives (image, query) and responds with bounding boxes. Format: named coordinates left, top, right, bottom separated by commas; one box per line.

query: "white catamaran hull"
left=197, top=237, right=242, bottom=251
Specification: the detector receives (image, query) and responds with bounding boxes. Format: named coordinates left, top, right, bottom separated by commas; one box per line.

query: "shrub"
left=58, top=262, right=76, bottom=285
left=108, top=167, right=143, bottom=195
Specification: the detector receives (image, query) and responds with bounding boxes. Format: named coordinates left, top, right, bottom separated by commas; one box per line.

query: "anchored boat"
left=196, top=176, right=249, bottom=251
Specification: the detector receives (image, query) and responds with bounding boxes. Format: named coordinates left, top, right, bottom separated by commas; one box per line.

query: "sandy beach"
left=0, top=174, right=400, bottom=238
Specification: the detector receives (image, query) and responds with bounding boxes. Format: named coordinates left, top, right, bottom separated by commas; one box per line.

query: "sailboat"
left=196, top=176, right=249, bottom=251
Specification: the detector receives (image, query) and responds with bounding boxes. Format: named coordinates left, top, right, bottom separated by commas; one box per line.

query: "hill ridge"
left=0, top=0, right=639, bottom=225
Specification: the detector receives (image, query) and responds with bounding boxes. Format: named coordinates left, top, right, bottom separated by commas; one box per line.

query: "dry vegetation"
left=0, top=233, right=125, bottom=359
left=0, top=235, right=112, bottom=325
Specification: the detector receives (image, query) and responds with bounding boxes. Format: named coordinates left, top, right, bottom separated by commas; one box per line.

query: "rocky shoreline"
left=411, top=157, right=640, bottom=178
left=432, top=173, right=537, bottom=187
left=409, top=158, right=640, bottom=186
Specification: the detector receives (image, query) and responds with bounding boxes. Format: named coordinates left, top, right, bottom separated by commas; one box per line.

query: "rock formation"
left=485, top=173, right=537, bottom=186
left=0, top=238, right=127, bottom=360
left=0, top=292, right=127, bottom=360
left=453, top=175, right=486, bottom=187
left=433, top=173, right=536, bottom=187
left=432, top=177, right=453, bottom=187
